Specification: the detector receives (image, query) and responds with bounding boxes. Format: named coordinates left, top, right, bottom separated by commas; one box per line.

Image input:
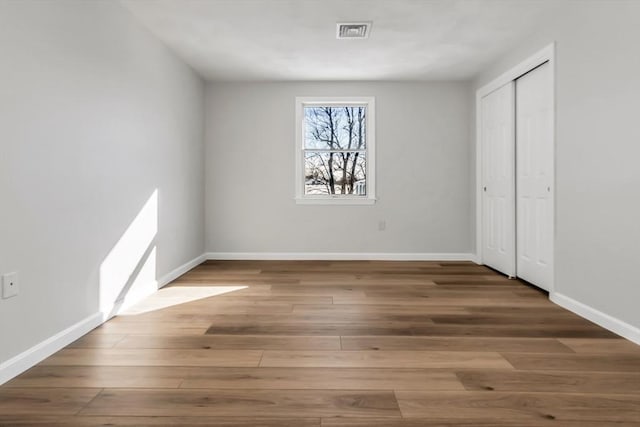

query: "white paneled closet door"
left=481, top=82, right=516, bottom=277
left=515, top=62, right=554, bottom=290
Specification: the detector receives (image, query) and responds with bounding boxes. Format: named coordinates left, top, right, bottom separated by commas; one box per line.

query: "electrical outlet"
left=2, top=272, right=19, bottom=299
left=378, top=220, right=386, bottom=231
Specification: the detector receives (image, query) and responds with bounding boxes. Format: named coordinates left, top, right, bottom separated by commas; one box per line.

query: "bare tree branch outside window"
left=303, top=106, right=367, bottom=195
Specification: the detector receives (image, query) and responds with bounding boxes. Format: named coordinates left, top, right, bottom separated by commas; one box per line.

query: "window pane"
left=304, top=151, right=366, bottom=195
left=304, top=106, right=366, bottom=150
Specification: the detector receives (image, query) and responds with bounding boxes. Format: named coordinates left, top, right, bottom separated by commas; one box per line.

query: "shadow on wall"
left=99, top=189, right=158, bottom=320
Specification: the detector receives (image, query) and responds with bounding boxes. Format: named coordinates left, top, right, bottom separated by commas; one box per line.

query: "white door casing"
left=481, top=82, right=516, bottom=277
left=515, top=62, right=554, bottom=290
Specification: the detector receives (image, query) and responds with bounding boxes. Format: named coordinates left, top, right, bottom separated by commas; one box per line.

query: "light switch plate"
left=2, top=272, right=19, bottom=299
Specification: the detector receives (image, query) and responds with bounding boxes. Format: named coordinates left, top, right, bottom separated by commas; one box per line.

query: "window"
left=295, top=97, right=376, bottom=204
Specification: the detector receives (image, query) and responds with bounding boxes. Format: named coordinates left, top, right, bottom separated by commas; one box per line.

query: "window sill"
left=295, top=197, right=377, bottom=205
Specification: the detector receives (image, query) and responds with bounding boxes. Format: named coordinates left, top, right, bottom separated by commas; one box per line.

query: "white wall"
left=474, top=1, right=640, bottom=332
left=205, top=82, right=472, bottom=256
left=0, top=0, right=205, bottom=368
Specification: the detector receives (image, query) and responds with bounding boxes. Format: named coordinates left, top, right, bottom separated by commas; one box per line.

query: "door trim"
left=475, top=42, right=556, bottom=291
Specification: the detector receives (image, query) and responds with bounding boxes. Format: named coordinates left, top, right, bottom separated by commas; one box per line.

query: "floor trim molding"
left=205, top=252, right=475, bottom=261
left=0, top=253, right=207, bottom=386
left=158, top=253, right=208, bottom=289
left=0, top=313, right=102, bottom=386
left=550, top=291, right=640, bottom=345
left=101, top=253, right=208, bottom=320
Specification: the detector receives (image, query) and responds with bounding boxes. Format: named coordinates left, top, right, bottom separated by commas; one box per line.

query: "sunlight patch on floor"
left=119, top=285, right=248, bottom=315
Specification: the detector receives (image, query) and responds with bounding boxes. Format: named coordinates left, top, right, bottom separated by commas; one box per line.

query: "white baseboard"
left=0, top=313, right=102, bottom=386
left=205, top=252, right=475, bottom=261
left=157, top=253, right=207, bottom=289
left=101, top=253, right=207, bottom=320
left=0, top=253, right=207, bottom=386
left=550, top=292, right=640, bottom=345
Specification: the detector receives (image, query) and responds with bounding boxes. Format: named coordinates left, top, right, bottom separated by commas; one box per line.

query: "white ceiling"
left=122, top=0, right=560, bottom=81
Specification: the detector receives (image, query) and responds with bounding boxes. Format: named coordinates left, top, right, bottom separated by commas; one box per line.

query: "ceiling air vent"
left=336, top=22, right=371, bottom=39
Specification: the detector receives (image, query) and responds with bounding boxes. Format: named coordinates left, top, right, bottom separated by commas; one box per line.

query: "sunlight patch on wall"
left=99, top=189, right=158, bottom=319
left=120, top=285, right=248, bottom=315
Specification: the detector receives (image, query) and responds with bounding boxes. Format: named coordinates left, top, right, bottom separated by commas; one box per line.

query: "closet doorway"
left=476, top=44, right=555, bottom=292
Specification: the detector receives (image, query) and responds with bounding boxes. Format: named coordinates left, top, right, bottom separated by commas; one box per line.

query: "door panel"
left=516, top=62, right=554, bottom=290
left=481, top=83, right=516, bottom=277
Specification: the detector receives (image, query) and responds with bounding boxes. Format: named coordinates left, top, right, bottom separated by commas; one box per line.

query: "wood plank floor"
left=2, top=260, right=640, bottom=426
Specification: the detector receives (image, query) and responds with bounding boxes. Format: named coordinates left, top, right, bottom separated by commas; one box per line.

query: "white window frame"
left=295, top=96, right=376, bottom=205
